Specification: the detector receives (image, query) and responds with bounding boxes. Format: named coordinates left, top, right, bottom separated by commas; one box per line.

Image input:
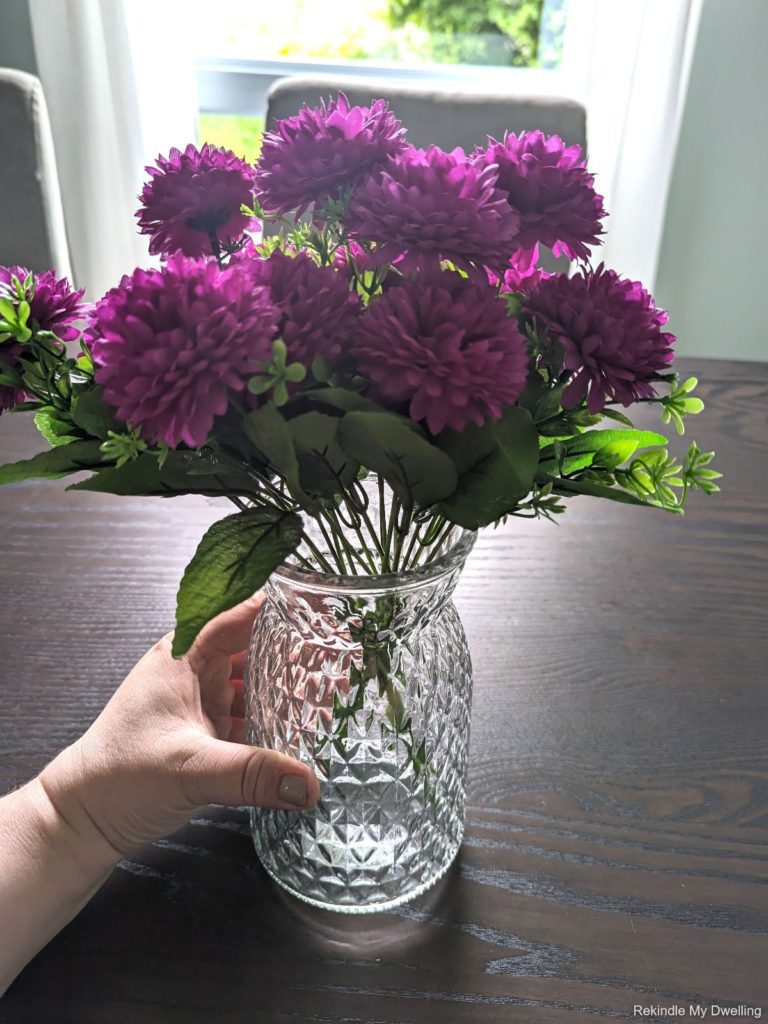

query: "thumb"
left=181, top=737, right=321, bottom=811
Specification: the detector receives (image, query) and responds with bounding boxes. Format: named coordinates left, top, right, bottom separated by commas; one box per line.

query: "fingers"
left=180, top=737, right=321, bottom=811
left=188, top=594, right=265, bottom=665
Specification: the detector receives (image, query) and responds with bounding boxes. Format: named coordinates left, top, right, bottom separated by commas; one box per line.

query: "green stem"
left=383, top=492, right=400, bottom=572
left=391, top=504, right=412, bottom=572
left=423, top=520, right=455, bottom=564
left=402, top=511, right=446, bottom=570
left=226, top=495, right=250, bottom=513
left=323, top=507, right=374, bottom=574
left=357, top=503, right=387, bottom=572
left=299, top=531, right=336, bottom=574
left=316, top=514, right=348, bottom=574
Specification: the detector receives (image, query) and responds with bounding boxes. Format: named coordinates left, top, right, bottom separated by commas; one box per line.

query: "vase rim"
left=272, top=527, right=477, bottom=594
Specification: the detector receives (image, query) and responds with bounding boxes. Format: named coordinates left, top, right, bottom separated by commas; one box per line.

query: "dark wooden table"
left=1, top=358, right=766, bottom=1023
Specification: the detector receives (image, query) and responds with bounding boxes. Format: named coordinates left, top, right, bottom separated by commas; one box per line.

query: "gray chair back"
left=266, top=76, right=586, bottom=154
left=265, top=76, right=586, bottom=272
left=0, top=68, right=72, bottom=278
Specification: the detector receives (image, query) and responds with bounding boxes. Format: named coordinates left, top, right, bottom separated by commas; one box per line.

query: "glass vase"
left=244, top=529, right=475, bottom=913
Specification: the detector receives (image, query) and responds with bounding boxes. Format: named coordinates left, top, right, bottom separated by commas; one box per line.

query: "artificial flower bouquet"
left=0, top=94, right=720, bottom=662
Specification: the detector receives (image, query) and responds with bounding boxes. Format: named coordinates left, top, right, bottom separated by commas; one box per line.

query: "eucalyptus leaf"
left=436, top=407, right=539, bottom=528
left=172, top=506, right=303, bottom=657
left=338, top=411, right=457, bottom=509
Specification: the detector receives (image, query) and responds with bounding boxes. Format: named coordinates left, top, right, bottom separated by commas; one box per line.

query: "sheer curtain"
left=28, top=0, right=197, bottom=299
left=561, top=0, right=704, bottom=289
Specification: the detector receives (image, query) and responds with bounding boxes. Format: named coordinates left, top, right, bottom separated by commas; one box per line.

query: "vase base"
left=255, top=830, right=464, bottom=915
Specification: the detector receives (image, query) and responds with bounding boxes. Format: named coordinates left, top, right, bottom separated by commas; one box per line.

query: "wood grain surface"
left=0, top=358, right=766, bottom=1023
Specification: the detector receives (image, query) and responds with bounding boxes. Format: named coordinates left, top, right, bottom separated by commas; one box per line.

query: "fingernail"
left=278, top=774, right=308, bottom=807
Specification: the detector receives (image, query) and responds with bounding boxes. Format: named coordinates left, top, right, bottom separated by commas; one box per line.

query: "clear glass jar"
left=244, top=528, right=475, bottom=913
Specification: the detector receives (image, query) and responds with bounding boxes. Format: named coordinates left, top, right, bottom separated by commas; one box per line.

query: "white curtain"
left=28, top=0, right=197, bottom=300
left=561, top=0, right=704, bottom=290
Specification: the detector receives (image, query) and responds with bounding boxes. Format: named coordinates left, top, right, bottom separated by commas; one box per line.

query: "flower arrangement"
left=0, top=94, right=720, bottom=660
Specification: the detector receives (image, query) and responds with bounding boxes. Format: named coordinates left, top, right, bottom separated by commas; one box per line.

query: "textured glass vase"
left=244, top=529, right=475, bottom=913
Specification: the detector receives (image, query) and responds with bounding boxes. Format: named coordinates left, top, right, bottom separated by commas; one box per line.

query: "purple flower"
left=136, top=144, right=257, bottom=258
left=489, top=259, right=553, bottom=296
left=524, top=264, right=676, bottom=412
left=88, top=255, right=278, bottom=448
left=240, top=249, right=360, bottom=366
left=255, top=94, right=406, bottom=216
left=345, top=146, right=521, bottom=277
left=476, top=131, right=605, bottom=262
left=0, top=266, right=86, bottom=341
left=354, top=270, right=529, bottom=434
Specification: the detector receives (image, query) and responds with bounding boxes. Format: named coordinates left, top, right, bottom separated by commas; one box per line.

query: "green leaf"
left=547, top=475, right=649, bottom=507
left=591, top=439, right=642, bottom=470
left=34, top=410, right=80, bottom=447
left=288, top=411, right=359, bottom=496
left=0, top=364, right=23, bottom=388
left=435, top=407, right=539, bottom=527
left=338, top=411, right=457, bottom=509
left=0, top=439, right=105, bottom=484
left=70, top=386, right=121, bottom=440
left=304, top=387, right=386, bottom=414
left=16, top=300, right=30, bottom=328
left=172, top=506, right=303, bottom=657
left=560, top=429, right=668, bottom=454
left=69, top=450, right=258, bottom=497
left=681, top=397, right=704, bottom=414
left=243, top=403, right=314, bottom=509
left=600, top=408, right=636, bottom=427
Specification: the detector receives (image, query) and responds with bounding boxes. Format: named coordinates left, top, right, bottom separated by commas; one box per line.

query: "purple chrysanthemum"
left=345, top=146, right=521, bottom=277
left=0, top=266, right=86, bottom=341
left=255, top=94, right=407, bottom=216
left=240, top=249, right=360, bottom=365
left=475, top=131, right=605, bottom=263
left=524, top=264, right=676, bottom=412
left=136, top=144, right=257, bottom=258
left=489, top=259, right=553, bottom=296
left=88, top=255, right=278, bottom=448
left=354, top=271, right=529, bottom=434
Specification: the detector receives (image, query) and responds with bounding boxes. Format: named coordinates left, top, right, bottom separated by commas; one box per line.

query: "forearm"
left=0, top=775, right=120, bottom=995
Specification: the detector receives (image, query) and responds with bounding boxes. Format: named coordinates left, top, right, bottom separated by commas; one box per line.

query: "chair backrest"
left=0, top=68, right=72, bottom=278
left=266, top=76, right=587, bottom=154
left=265, top=76, right=586, bottom=272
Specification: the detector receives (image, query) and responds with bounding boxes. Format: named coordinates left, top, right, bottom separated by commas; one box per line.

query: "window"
left=195, top=0, right=568, bottom=160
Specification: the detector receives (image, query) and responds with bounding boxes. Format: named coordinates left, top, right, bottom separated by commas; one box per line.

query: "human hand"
left=37, top=594, right=320, bottom=858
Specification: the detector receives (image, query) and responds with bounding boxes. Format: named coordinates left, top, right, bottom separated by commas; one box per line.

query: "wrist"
left=35, top=744, right=124, bottom=876
left=0, top=771, right=120, bottom=996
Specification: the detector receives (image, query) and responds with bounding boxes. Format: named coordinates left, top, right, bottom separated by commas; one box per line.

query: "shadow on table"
left=3, top=805, right=472, bottom=1023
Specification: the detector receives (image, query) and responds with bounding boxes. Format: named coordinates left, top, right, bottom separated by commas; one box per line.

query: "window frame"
left=196, top=57, right=567, bottom=118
